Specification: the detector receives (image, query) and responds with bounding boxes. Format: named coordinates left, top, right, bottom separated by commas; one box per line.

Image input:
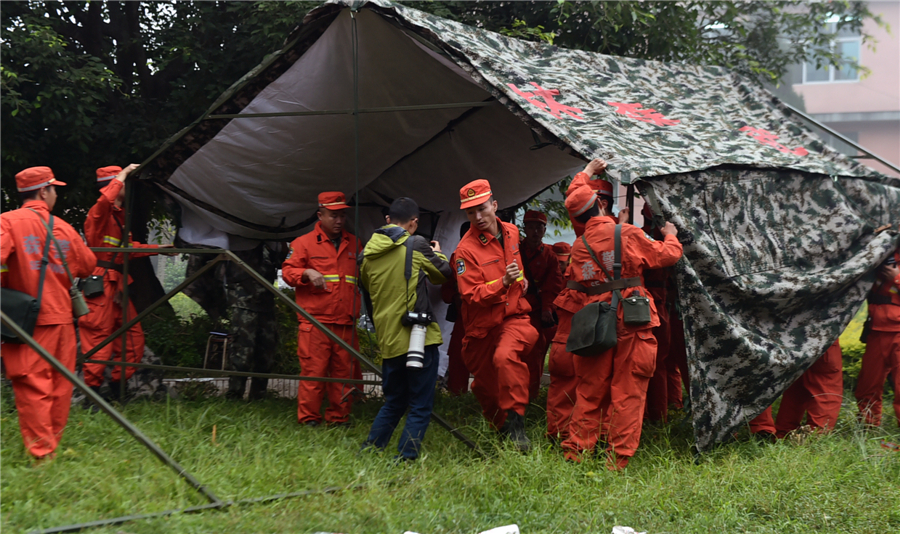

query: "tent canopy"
left=144, top=0, right=900, bottom=450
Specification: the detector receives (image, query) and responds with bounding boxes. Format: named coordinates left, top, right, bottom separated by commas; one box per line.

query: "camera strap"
left=404, top=237, right=414, bottom=313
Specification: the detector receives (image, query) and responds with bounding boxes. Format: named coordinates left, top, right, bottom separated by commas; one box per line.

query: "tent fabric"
left=643, top=169, right=899, bottom=450
left=143, top=0, right=900, bottom=450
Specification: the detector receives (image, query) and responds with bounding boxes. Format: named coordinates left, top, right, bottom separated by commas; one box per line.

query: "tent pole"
left=118, top=179, right=133, bottom=400
left=625, top=184, right=634, bottom=224
left=0, top=311, right=222, bottom=506
left=782, top=102, right=900, bottom=175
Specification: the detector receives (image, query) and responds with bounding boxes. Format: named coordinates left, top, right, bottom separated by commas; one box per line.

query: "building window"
left=801, top=22, right=860, bottom=84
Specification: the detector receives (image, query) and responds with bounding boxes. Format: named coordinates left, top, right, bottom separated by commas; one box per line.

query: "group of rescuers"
left=2, top=160, right=899, bottom=469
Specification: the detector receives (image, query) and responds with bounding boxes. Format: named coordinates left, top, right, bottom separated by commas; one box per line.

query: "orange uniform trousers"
left=775, top=340, right=843, bottom=436
left=445, top=320, right=470, bottom=396
left=296, top=322, right=357, bottom=424
left=666, top=315, right=687, bottom=408
left=644, top=315, right=671, bottom=422
left=2, top=324, right=76, bottom=458
left=855, top=330, right=900, bottom=427
left=80, top=278, right=144, bottom=387
left=461, top=315, right=537, bottom=430
left=525, top=317, right=555, bottom=401
left=750, top=341, right=845, bottom=436
left=562, top=329, right=658, bottom=458
left=547, top=308, right=577, bottom=439
left=546, top=341, right=578, bottom=439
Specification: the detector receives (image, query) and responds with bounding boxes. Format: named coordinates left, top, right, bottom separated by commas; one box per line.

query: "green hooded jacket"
left=358, top=225, right=452, bottom=360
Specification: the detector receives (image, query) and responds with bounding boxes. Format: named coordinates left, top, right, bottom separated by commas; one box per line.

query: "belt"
left=566, top=277, right=641, bottom=296
left=97, top=260, right=123, bottom=273
left=868, top=294, right=898, bottom=306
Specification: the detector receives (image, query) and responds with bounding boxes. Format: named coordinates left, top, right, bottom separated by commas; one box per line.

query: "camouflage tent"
left=143, top=0, right=900, bottom=450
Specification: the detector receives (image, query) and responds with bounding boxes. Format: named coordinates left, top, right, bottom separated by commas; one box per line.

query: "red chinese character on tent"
left=606, top=102, right=680, bottom=127
left=739, top=126, right=809, bottom=156
left=507, top=82, right=584, bottom=120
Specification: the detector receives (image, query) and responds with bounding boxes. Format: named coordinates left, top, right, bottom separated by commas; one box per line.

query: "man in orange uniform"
left=455, top=179, right=538, bottom=451
left=520, top=210, right=564, bottom=400
left=546, top=240, right=577, bottom=440
left=559, top=182, right=682, bottom=470
left=282, top=192, right=361, bottom=427
left=855, top=249, right=900, bottom=427
left=552, top=242, right=572, bottom=275
left=641, top=203, right=674, bottom=423
left=80, top=164, right=168, bottom=401
left=1, top=167, right=97, bottom=460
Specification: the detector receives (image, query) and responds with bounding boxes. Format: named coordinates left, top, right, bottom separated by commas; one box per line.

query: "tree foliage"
left=409, top=1, right=882, bottom=84
left=2, top=0, right=883, bottom=224
left=1, top=1, right=315, bottom=224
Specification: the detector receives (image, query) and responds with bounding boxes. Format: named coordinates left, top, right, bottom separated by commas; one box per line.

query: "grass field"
left=2, top=385, right=898, bottom=534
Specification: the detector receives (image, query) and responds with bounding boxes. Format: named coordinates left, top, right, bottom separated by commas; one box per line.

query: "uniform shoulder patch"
left=643, top=232, right=655, bottom=242
left=285, top=247, right=293, bottom=260
left=478, top=234, right=488, bottom=245
left=455, top=258, right=466, bottom=275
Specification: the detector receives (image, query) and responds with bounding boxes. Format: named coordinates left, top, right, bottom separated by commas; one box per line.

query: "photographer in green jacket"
left=358, top=197, right=453, bottom=460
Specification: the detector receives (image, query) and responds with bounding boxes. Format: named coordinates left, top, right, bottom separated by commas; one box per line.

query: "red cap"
left=592, top=178, right=614, bottom=197
left=459, top=179, right=493, bottom=209
left=552, top=242, right=571, bottom=259
left=318, top=191, right=350, bottom=210
left=523, top=210, right=547, bottom=225
left=96, top=166, right=122, bottom=183
left=565, top=186, right=598, bottom=218
left=15, top=166, right=66, bottom=192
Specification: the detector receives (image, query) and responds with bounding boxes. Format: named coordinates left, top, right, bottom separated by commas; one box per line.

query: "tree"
left=2, top=1, right=316, bottom=224
left=2, top=1, right=884, bottom=223
left=410, top=1, right=883, bottom=85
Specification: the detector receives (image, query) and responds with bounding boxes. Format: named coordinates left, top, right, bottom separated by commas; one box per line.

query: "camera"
left=402, top=311, right=433, bottom=368
left=401, top=311, right=433, bottom=327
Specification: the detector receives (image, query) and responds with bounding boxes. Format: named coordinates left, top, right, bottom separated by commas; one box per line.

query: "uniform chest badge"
left=478, top=234, right=488, bottom=245
left=455, top=258, right=466, bottom=275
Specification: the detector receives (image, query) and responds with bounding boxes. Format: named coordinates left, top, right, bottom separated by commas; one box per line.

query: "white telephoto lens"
left=407, top=324, right=427, bottom=368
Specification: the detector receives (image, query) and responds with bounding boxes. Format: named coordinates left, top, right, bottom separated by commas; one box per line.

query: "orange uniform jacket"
left=1, top=201, right=97, bottom=323
left=869, top=249, right=900, bottom=331
left=556, top=216, right=683, bottom=332
left=454, top=220, right=531, bottom=339
left=282, top=222, right=361, bottom=326
left=522, top=243, right=564, bottom=317
left=83, top=180, right=159, bottom=286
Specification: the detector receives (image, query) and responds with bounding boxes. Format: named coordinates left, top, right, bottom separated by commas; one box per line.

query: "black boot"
left=83, top=386, right=104, bottom=412
left=248, top=377, right=268, bottom=401
left=107, top=382, right=125, bottom=403
left=501, top=411, right=531, bottom=453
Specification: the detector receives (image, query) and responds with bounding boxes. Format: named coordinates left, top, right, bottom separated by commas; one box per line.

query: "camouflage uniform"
left=225, top=243, right=279, bottom=399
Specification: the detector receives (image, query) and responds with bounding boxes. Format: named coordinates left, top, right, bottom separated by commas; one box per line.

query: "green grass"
left=2, top=387, right=898, bottom=534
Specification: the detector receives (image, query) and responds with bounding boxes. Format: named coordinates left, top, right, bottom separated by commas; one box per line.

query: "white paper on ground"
left=479, top=525, right=520, bottom=534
